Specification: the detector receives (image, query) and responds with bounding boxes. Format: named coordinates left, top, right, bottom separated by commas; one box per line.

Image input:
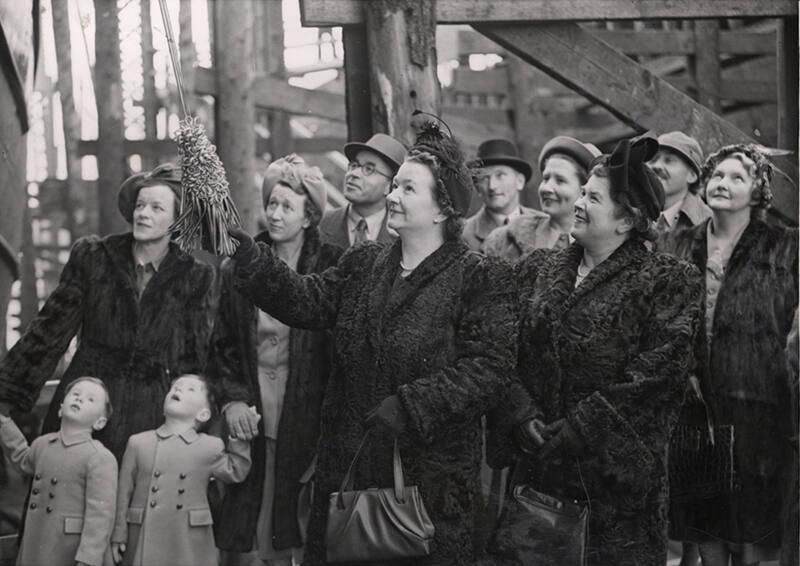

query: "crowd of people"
left=0, top=116, right=796, bottom=566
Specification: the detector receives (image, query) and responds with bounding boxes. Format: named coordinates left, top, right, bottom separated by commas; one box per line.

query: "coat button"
left=34, top=474, right=41, bottom=480
left=150, top=500, right=157, bottom=508
left=151, top=486, right=159, bottom=493
left=29, top=503, right=37, bottom=510
left=50, top=478, right=58, bottom=485
left=46, top=506, right=53, bottom=513
left=154, top=471, right=161, bottom=478
left=31, top=488, right=39, bottom=495
left=179, top=473, right=187, bottom=480
left=49, top=493, right=55, bottom=499
left=176, top=503, right=183, bottom=510
left=178, top=488, right=185, bottom=494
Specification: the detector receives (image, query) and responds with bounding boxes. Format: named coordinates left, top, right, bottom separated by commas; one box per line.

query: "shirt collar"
left=53, top=429, right=93, bottom=447
left=486, top=206, right=522, bottom=227
left=156, top=424, right=199, bottom=444
left=660, top=199, right=684, bottom=229
left=347, top=205, right=387, bottom=239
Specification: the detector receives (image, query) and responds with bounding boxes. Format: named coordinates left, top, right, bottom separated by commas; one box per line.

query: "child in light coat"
left=0, top=376, right=117, bottom=566
left=111, top=373, right=253, bottom=566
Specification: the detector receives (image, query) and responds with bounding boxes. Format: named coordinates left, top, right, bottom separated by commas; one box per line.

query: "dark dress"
left=0, top=233, right=214, bottom=460
left=488, top=239, right=703, bottom=566
left=209, top=228, right=343, bottom=552
left=666, top=218, right=799, bottom=548
left=231, top=238, right=518, bottom=565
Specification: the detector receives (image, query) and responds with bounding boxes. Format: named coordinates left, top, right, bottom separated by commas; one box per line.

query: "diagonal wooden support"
left=472, top=21, right=798, bottom=222
left=300, top=0, right=797, bottom=26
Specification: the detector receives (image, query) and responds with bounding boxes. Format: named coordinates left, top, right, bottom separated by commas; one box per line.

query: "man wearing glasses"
left=320, top=133, right=407, bottom=248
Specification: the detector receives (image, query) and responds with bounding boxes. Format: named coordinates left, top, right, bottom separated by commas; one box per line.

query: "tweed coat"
left=318, top=204, right=395, bottom=249
left=112, top=426, right=251, bottom=566
left=0, top=420, right=117, bottom=566
left=0, top=233, right=214, bottom=461
left=666, top=218, right=798, bottom=546
left=231, top=238, right=517, bottom=565
left=461, top=205, right=538, bottom=251
left=210, top=228, right=343, bottom=552
left=487, top=239, right=703, bottom=566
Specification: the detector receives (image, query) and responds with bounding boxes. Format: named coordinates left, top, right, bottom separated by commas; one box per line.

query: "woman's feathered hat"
left=606, top=134, right=665, bottom=221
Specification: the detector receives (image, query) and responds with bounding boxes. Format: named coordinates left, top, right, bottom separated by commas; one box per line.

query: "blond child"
left=0, top=376, right=117, bottom=566
left=111, top=373, right=253, bottom=566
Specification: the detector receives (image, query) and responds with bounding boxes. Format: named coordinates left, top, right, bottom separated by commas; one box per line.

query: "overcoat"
left=210, top=228, right=343, bottom=552
left=231, top=238, right=518, bottom=565
left=666, top=218, right=798, bottom=546
left=0, top=233, right=215, bottom=460
left=0, top=420, right=117, bottom=566
left=488, top=239, right=703, bottom=566
left=112, top=426, right=251, bottom=566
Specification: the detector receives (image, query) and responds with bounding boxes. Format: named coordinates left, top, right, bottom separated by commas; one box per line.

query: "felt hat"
left=117, top=163, right=182, bottom=223
left=262, top=154, right=328, bottom=218
left=607, top=135, right=665, bottom=221
left=470, top=139, right=533, bottom=182
left=343, top=133, right=407, bottom=174
left=657, top=131, right=704, bottom=175
left=538, top=136, right=602, bottom=175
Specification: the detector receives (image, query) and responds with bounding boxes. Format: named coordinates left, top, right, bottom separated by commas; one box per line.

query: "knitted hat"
left=408, top=121, right=474, bottom=217
left=607, top=135, right=665, bottom=221
left=262, top=154, right=328, bottom=218
left=118, top=163, right=183, bottom=223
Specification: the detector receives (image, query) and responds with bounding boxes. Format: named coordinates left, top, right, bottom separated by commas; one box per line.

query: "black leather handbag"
left=325, top=432, right=435, bottom=563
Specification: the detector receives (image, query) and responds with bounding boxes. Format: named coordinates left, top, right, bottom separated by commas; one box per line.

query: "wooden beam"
left=591, top=29, right=776, bottom=56
left=666, top=77, right=775, bottom=104
left=693, top=20, right=722, bottom=113
left=342, top=25, right=372, bottom=141
left=300, top=0, right=797, bottom=26
left=78, top=137, right=347, bottom=157
left=777, top=17, right=799, bottom=152
left=472, top=21, right=798, bottom=220
left=195, top=67, right=345, bottom=122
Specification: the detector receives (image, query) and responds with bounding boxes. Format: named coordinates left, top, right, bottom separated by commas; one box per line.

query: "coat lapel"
left=103, top=233, right=141, bottom=302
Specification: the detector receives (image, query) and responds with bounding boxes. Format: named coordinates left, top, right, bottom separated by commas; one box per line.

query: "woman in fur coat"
left=665, top=144, right=798, bottom=566
left=488, top=136, right=703, bottom=566
left=227, top=122, right=517, bottom=566
left=0, top=164, right=214, bottom=460
left=211, top=155, right=343, bottom=565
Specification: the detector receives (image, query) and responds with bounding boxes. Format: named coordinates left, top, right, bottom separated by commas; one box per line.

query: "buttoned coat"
left=488, top=240, right=703, bottom=566
left=0, top=420, right=117, bottom=566
left=232, top=239, right=517, bottom=565
left=209, top=228, right=343, bottom=552
left=112, top=426, right=251, bottom=566
left=318, top=204, right=395, bottom=249
left=0, top=233, right=215, bottom=461
left=461, top=205, right=538, bottom=251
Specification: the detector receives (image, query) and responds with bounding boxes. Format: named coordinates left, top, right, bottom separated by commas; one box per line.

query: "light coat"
left=461, top=205, right=538, bottom=251
left=112, top=426, right=251, bottom=566
left=482, top=211, right=568, bottom=260
left=0, top=420, right=117, bottom=566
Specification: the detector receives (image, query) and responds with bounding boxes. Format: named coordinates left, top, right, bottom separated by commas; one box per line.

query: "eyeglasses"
left=347, top=160, right=392, bottom=179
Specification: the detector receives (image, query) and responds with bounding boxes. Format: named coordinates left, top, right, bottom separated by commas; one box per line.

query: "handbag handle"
left=336, top=431, right=406, bottom=509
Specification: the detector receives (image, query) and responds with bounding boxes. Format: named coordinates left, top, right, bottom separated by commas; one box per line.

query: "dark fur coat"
left=209, top=228, right=343, bottom=552
left=0, top=233, right=214, bottom=460
left=232, top=239, right=518, bottom=566
left=487, top=239, right=703, bottom=566
left=666, top=218, right=798, bottom=546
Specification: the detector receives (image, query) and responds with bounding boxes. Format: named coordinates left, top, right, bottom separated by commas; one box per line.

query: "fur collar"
left=253, top=227, right=324, bottom=276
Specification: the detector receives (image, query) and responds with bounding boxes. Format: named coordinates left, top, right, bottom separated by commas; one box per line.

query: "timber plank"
left=300, top=0, right=797, bottom=26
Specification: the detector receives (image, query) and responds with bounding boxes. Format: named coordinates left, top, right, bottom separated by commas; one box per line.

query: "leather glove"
left=514, top=418, right=547, bottom=455
left=364, top=395, right=408, bottom=436
left=227, top=225, right=258, bottom=265
left=540, top=418, right=586, bottom=459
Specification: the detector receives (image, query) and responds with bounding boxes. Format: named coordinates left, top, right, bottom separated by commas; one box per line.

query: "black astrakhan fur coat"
left=0, top=233, right=214, bottom=460
left=667, top=218, right=798, bottom=547
left=487, top=238, right=703, bottom=566
left=231, top=238, right=518, bottom=566
left=209, top=228, right=343, bottom=552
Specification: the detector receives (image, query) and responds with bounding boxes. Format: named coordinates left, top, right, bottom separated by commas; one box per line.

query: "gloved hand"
left=227, top=225, right=258, bottom=265
left=514, top=418, right=547, bottom=455
left=364, top=395, right=408, bottom=436
left=539, top=418, right=586, bottom=459
left=224, top=402, right=261, bottom=440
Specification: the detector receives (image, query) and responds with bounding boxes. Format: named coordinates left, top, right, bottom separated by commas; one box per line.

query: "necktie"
left=354, top=217, right=368, bottom=244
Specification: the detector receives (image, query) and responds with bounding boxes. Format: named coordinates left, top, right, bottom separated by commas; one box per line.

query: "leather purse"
left=325, top=432, right=435, bottom=563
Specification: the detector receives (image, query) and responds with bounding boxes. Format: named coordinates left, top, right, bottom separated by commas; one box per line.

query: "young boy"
left=111, top=374, right=252, bottom=566
left=0, top=376, right=117, bottom=566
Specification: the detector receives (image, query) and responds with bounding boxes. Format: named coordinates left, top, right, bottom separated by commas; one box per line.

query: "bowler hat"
left=657, top=131, right=704, bottom=175
left=538, top=136, right=602, bottom=175
left=470, top=139, right=532, bottom=182
left=118, top=163, right=182, bottom=223
left=262, top=154, right=328, bottom=219
left=343, top=133, right=407, bottom=174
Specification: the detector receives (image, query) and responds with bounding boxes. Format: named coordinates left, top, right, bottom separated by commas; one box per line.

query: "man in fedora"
left=649, top=131, right=710, bottom=236
left=463, top=139, right=538, bottom=251
left=319, top=133, right=406, bottom=248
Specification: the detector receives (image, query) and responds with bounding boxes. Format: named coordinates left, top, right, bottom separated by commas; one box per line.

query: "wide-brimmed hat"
left=118, top=163, right=182, bottom=223
left=538, top=136, right=602, bottom=175
left=343, top=133, right=407, bottom=174
left=262, top=154, right=327, bottom=218
left=607, top=135, right=665, bottom=221
left=657, top=131, right=704, bottom=175
left=469, top=139, right=532, bottom=182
